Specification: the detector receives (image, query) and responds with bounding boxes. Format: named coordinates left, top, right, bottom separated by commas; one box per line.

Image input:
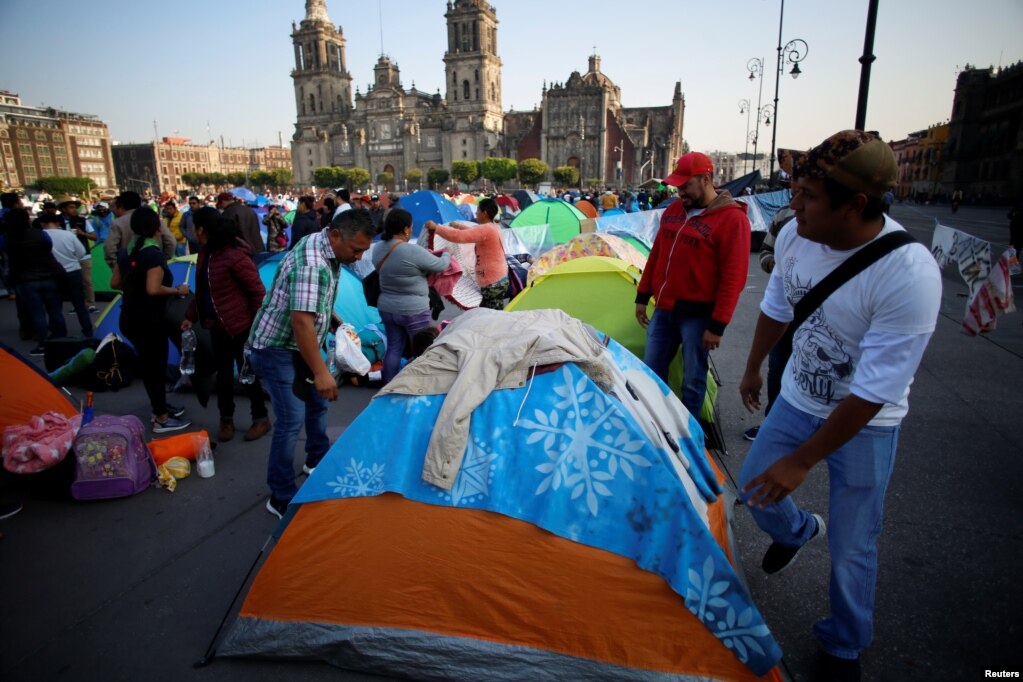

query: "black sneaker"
left=265, top=496, right=289, bottom=519
left=0, top=501, right=23, bottom=520
left=743, top=425, right=760, bottom=441
left=29, top=345, right=46, bottom=357
left=165, top=403, right=186, bottom=418
left=762, top=513, right=825, bottom=575
left=817, top=651, right=861, bottom=682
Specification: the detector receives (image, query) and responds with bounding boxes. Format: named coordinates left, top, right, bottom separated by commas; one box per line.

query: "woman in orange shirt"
left=425, top=198, right=508, bottom=310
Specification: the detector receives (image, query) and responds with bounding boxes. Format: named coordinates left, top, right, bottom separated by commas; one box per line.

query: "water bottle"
left=238, top=348, right=256, bottom=385
left=327, top=336, right=337, bottom=376
left=180, top=328, right=197, bottom=375
left=81, top=391, right=95, bottom=427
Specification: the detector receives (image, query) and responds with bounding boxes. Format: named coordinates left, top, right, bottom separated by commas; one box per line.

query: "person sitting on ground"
left=373, top=208, right=451, bottom=383
left=182, top=208, right=270, bottom=443
left=110, top=207, right=192, bottom=434
left=425, top=198, right=508, bottom=310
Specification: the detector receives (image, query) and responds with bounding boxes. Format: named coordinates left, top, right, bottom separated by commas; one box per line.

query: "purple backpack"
left=71, top=415, right=157, bottom=500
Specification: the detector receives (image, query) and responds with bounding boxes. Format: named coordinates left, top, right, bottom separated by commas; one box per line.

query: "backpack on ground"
left=71, top=414, right=156, bottom=500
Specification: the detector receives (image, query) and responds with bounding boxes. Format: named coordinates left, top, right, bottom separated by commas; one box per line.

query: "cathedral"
left=290, top=0, right=685, bottom=189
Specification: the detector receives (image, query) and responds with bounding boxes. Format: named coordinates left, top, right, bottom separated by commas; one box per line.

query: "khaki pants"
left=81, top=257, right=95, bottom=308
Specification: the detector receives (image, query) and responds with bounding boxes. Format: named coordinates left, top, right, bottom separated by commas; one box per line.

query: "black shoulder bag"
left=778, top=231, right=916, bottom=360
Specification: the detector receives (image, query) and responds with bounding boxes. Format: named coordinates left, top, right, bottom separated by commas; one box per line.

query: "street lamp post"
left=746, top=57, right=768, bottom=179
left=768, top=0, right=809, bottom=185
left=739, top=99, right=751, bottom=174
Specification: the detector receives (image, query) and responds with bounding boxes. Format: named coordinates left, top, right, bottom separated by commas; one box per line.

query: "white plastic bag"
left=334, top=323, right=371, bottom=375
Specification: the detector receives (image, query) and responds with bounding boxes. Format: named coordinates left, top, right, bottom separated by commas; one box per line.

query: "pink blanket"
left=2, top=411, right=81, bottom=474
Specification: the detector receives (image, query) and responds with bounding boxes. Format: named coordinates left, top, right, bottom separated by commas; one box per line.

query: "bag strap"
left=377, top=240, right=401, bottom=273
left=781, top=230, right=916, bottom=353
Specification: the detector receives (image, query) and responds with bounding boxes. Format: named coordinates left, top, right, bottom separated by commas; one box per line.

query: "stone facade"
left=940, top=62, right=1023, bottom=203
left=0, top=90, right=115, bottom=194
left=290, top=0, right=684, bottom=190
left=111, top=138, right=292, bottom=195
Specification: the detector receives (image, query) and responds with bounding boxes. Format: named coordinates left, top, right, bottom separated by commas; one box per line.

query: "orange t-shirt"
left=434, top=222, right=508, bottom=287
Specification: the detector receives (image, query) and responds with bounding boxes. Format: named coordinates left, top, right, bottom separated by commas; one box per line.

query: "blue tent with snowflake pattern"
left=220, top=309, right=784, bottom=681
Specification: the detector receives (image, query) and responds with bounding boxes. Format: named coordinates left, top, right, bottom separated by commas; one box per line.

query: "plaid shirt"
left=248, top=229, right=339, bottom=351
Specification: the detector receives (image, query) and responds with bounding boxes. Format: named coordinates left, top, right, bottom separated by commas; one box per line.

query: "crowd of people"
left=0, top=128, right=995, bottom=681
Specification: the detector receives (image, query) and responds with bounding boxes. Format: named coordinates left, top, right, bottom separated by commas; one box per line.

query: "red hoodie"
left=635, top=191, right=750, bottom=335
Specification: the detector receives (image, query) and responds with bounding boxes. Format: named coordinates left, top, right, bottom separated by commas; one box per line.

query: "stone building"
left=891, top=124, right=948, bottom=201
left=111, top=138, right=292, bottom=195
left=289, top=0, right=684, bottom=189
left=941, top=62, right=1023, bottom=203
left=0, top=90, right=115, bottom=194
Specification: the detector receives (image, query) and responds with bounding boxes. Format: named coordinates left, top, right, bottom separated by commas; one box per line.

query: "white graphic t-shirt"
left=762, top=216, right=942, bottom=425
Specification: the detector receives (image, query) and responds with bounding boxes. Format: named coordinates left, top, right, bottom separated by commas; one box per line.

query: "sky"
left=2, top=0, right=1021, bottom=156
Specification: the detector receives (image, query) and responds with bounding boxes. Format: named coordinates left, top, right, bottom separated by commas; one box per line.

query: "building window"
left=52, top=133, right=61, bottom=141
left=35, top=130, right=47, bottom=140
left=463, top=80, right=470, bottom=100
left=18, top=143, right=31, bottom=155
left=16, top=129, right=27, bottom=139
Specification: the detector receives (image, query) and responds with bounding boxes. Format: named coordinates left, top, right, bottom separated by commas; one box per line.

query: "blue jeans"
left=249, top=347, right=329, bottom=503
left=379, top=309, right=434, bottom=383
left=17, top=279, right=67, bottom=343
left=738, top=396, right=900, bottom=659
left=642, top=309, right=709, bottom=419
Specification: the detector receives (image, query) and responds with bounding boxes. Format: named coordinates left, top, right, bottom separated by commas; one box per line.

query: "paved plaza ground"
left=1, top=203, right=1020, bottom=681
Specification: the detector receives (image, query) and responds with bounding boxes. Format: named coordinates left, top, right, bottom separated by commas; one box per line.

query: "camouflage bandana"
left=794, top=130, right=897, bottom=198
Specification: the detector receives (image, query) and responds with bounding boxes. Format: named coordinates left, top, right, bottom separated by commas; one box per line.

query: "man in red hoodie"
left=635, top=152, right=750, bottom=420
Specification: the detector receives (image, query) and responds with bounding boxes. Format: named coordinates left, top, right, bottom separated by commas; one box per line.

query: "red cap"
left=663, top=152, right=714, bottom=187
left=216, top=192, right=234, bottom=203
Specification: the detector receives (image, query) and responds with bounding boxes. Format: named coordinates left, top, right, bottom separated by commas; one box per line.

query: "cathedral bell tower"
left=442, top=0, right=503, bottom=166
left=291, top=0, right=352, bottom=185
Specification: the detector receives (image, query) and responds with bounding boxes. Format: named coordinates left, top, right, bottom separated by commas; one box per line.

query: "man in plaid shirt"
left=248, top=209, right=375, bottom=518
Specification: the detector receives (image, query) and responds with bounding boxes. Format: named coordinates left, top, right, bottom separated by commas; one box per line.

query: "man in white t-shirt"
left=738, top=130, right=941, bottom=680
left=39, top=212, right=93, bottom=337
left=331, top=188, right=352, bottom=219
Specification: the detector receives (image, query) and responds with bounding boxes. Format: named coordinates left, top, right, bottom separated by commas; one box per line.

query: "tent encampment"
left=0, top=341, right=77, bottom=432
left=219, top=309, right=782, bottom=681
left=398, top=190, right=462, bottom=233
left=574, top=198, right=599, bottom=219
left=509, top=198, right=587, bottom=244
left=507, top=256, right=719, bottom=424
left=511, top=189, right=538, bottom=210
left=526, top=233, right=647, bottom=285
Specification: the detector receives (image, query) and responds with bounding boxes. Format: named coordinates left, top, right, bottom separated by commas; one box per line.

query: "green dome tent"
left=509, top=198, right=587, bottom=244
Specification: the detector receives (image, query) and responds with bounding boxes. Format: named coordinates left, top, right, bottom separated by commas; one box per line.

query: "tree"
left=346, top=167, right=370, bottom=190
left=405, top=167, right=424, bottom=190
left=271, top=168, right=293, bottom=190
left=226, top=172, right=248, bottom=187
left=208, top=172, right=227, bottom=190
left=586, top=177, right=602, bottom=190
left=517, top=158, right=549, bottom=186
left=450, top=160, right=480, bottom=187
left=552, top=165, right=579, bottom=187
left=376, top=172, right=395, bottom=191
left=248, top=170, right=273, bottom=191
left=35, top=176, right=96, bottom=197
left=427, top=167, right=449, bottom=190
left=312, top=166, right=346, bottom=189
left=481, top=157, right=517, bottom=190
left=181, top=172, right=201, bottom=190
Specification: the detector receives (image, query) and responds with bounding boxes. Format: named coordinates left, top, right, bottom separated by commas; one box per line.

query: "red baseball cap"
left=663, top=152, right=714, bottom=187
left=216, top=192, right=235, bottom=204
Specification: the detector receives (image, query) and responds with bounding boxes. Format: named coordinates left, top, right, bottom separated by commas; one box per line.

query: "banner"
left=931, top=221, right=1016, bottom=335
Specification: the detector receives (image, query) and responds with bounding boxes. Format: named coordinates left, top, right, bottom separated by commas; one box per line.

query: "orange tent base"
left=228, top=492, right=781, bottom=681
